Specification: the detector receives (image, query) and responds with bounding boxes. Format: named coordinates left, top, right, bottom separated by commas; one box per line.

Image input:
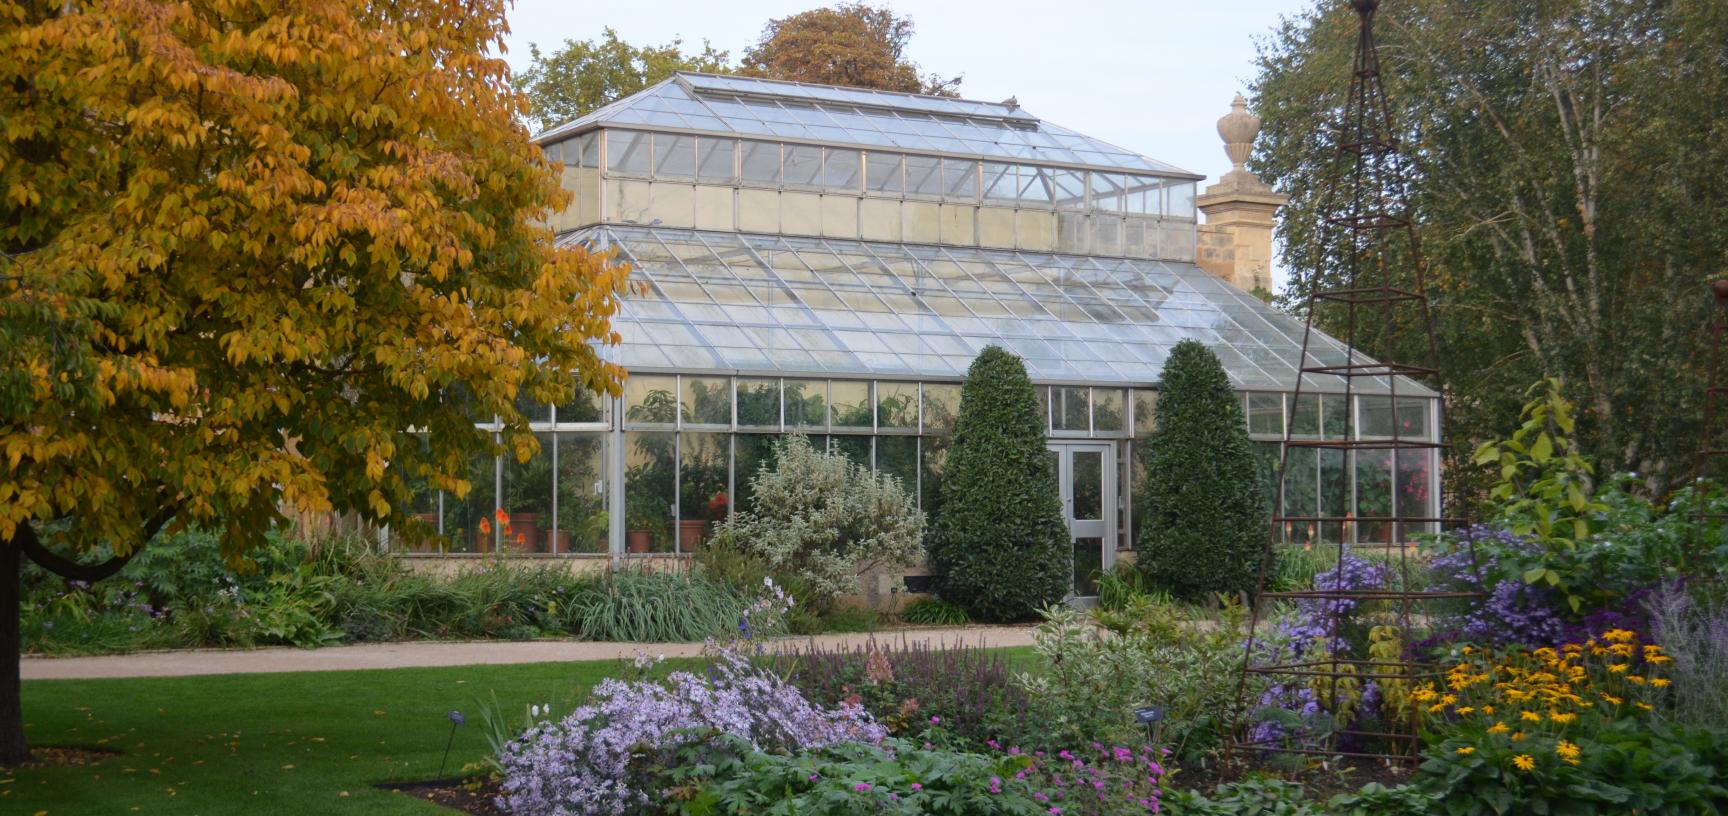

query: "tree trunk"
left=0, top=533, right=26, bottom=767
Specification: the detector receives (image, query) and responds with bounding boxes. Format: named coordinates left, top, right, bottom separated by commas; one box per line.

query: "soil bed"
left=377, top=777, right=505, bottom=815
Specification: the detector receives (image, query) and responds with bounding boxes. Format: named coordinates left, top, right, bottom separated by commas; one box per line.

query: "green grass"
left=9, top=647, right=1043, bottom=815
left=9, top=659, right=656, bottom=815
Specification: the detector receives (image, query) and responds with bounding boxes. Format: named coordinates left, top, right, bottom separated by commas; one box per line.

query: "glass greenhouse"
left=400, top=73, right=1438, bottom=599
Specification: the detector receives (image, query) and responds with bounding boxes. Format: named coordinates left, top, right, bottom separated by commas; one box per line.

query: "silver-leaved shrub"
left=716, top=435, right=924, bottom=610
left=497, top=584, right=885, bottom=815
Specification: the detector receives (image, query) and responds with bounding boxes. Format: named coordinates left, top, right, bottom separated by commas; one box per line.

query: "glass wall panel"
left=696, top=137, right=738, bottom=183
left=982, top=162, right=1017, bottom=203
left=824, top=149, right=862, bottom=192
left=1133, top=390, right=1158, bottom=436
left=1282, top=446, right=1318, bottom=545
left=444, top=446, right=497, bottom=553
left=1355, top=450, right=1394, bottom=544
left=1093, top=388, right=1125, bottom=433
left=1395, top=398, right=1430, bottom=439
left=736, top=378, right=781, bottom=428
left=1319, top=448, right=1348, bottom=544
left=1254, top=441, right=1281, bottom=534
left=606, top=129, right=651, bottom=177
left=558, top=388, right=605, bottom=424
left=501, top=432, right=555, bottom=553
left=734, top=433, right=778, bottom=512
left=681, top=375, right=731, bottom=426
left=555, top=432, right=607, bottom=554
left=906, top=155, right=943, bottom=197
left=575, top=131, right=599, bottom=169
left=920, top=433, right=950, bottom=514
left=832, top=434, right=871, bottom=467
left=830, top=380, right=872, bottom=429
left=1247, top=393, right=1283, bottom=436
left=1019, top=165, right=1054, bottom=206
left=1396, top=449, right=1433, bottom=536
left=877, top=436, right=918, bottom=495
left=865, top=153, right=904, bottom=194
left=653, top=133, right=696, bottom=180
left=783, top=379, right=827, bottom=429
left=1052, top=386, right=1089, bottom=432
left=922, top=383, right=962, bottom=432
left=1323, top=394, right=1349, bottom=439
left=624, top=431, right=676, bottom=553
left=625, top=374, right=678, bottom=426
left=403, top=440, right=443, bottom=553
left=679, top=432, right=729, bottom=553
left=784, top=144, right=823, bottom=189
left=943, top=158, right=978, bottom=200
left=1169, top=182, right=1196, bottom=218
left=1053, top=168, right=1087, bottom=210
left=1360, top=395, right=1395, bottom=438
left=1129, top=440, right=1147, bottom=545
left=876, top=381, right=919, bottom=430
left=740, top=140, right=781, bottom=185
left=1289, top=393, right=1319, bottom=437
left=1092, top=173, right=1125, bottom=212
left=1123, top=176, right=1161, bottom=215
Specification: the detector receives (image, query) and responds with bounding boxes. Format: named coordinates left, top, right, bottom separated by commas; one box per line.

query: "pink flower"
left=910, top=783, right=922, bottom=791
left=854, top=783, right=872, bottom=792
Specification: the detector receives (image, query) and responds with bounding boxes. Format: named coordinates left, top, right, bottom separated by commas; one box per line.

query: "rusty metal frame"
left=1227, top=0, right=1480, bottom=767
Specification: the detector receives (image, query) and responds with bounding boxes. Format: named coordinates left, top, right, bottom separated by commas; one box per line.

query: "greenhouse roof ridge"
left=671, top=72, right=1041, bottom=125
left=534, top=74, right=1199, bottom=178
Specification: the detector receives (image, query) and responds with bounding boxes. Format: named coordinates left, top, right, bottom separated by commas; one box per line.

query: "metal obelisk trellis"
left=1230, top=0, right=1474, bottom=765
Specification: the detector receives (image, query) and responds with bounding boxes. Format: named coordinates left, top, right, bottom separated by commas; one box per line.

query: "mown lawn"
left=8, top=646, right=1040, bottom=815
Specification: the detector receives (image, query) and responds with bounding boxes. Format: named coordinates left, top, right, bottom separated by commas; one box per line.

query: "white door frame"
left=1048, top=441, right=1117, bottom=599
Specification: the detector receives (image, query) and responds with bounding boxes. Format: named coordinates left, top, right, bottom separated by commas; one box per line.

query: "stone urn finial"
left=1217, top=93, right=1260, bottom=174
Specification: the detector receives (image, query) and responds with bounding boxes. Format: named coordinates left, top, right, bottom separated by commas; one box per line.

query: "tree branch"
left=12, top=509, right=175, bottom=583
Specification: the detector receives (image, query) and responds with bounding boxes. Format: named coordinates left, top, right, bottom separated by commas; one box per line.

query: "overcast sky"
left=498, top=0, right=1318, bottom=289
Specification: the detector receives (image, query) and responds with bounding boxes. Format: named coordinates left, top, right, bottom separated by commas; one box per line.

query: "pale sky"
left=498, top=0, right=1317, bottom=291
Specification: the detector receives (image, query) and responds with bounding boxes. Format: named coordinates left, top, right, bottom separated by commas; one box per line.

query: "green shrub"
left=1019, top=602, right=1251, bottom=761
left=898, top=596, right=969, bottom=626
left=927, top=346, right=1069, bottom=622
left=1136, top=340, right=1268, bottom=601
left=713, top=434, right=924, bottom=612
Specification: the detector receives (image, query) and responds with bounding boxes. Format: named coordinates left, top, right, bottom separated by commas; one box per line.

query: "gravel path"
left=20, top=625, right=1039, bottom=680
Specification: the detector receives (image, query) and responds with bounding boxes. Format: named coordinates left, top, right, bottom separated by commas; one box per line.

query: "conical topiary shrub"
left=927, top=346, right=1069, bottom=621
left=1137, top=339, right=1269, bottom=600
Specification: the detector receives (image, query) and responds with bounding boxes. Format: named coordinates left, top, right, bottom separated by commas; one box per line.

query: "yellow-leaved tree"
left=0, top=0, right=629, bottom=765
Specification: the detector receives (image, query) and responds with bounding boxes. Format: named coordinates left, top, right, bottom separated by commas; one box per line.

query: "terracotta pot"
left=626, top=529, right=653, bottom=553
left=507, top=513, right=541, bottom=553
left=677, top=519, right=709, bottom=553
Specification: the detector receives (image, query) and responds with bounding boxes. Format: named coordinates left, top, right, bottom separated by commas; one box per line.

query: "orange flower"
left=478, top=518, right=491, bottom=535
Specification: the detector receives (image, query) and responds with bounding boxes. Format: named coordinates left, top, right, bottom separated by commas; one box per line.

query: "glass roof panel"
left=537, top=74, right=1197, bottom=177
left=571, top=225, right=1429, bottom=395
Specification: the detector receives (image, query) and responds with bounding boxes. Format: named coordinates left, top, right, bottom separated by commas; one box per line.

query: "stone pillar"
left=1196, top=94, right=1288, bottom=294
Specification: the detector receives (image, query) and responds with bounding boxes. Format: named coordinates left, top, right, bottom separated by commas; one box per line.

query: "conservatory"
left=399, top=73, right=1438, bottom=598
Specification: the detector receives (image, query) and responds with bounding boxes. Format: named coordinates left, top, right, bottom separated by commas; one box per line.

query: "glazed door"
left=1048, top=442, right=1117, bottom=598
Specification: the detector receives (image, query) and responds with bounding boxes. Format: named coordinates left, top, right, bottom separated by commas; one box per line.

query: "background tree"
left=1136, top=341, right=1268, bottom=601
left=927, top=347, right=1068, bottom=622
left=1252, top=0, right=1728, bottom=499
left=741, top=2, right=961, bottom=96
left=514, top=28, right=731, bottom=133
left=0, top=0, right=629, bottom=765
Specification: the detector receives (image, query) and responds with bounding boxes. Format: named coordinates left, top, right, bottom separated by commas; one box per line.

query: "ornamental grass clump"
left=1413, top=630, right=1728, bottom=815
left=497, top=582, right=885, bottom=816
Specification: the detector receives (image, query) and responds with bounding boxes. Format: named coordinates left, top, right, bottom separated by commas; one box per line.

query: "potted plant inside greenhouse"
left=503, top=452, right=553, bottom=553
